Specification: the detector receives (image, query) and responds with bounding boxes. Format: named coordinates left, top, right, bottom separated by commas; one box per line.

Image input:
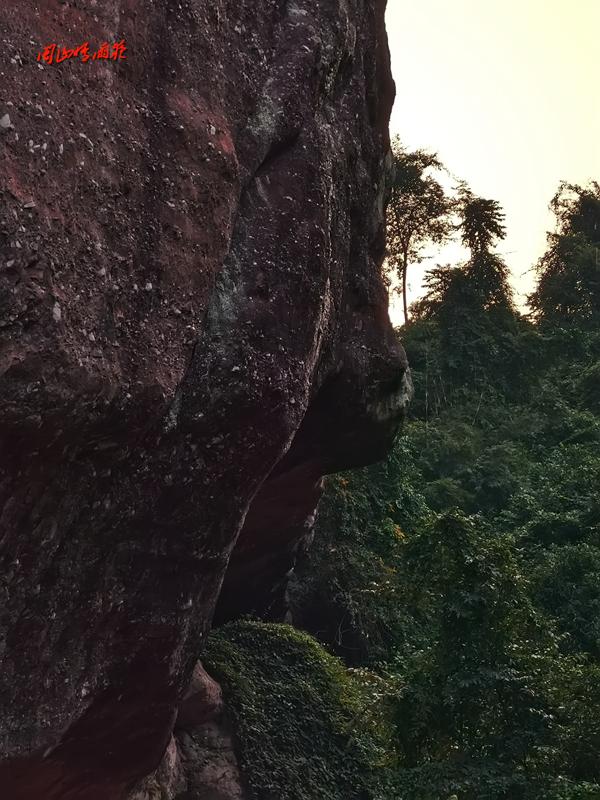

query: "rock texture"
left=130, top=663, right=247, bottom=800
left=0, top=0, right=408, bottom=798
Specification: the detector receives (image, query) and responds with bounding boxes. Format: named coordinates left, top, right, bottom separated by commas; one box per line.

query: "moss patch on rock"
left=203, top=620, right=393, bottom=800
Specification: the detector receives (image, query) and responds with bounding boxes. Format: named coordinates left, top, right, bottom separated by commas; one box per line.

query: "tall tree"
left=458, top=187, right=507, bottom=255
left=529, top=182, right=600, bottom=325
left=386, top=137, right=454, bottom=324
left=408, top=191, right=519, bottom=402
left=458, top=187, right=514, bottom=313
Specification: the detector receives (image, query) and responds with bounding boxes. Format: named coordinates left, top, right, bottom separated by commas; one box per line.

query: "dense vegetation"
left=204, top=621, right=396, bottom=800
left=206, top=172, right=600, bottom=799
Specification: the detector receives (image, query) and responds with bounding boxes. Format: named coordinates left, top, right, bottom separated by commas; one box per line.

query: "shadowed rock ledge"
left=0, top=0, right=408, bottom=797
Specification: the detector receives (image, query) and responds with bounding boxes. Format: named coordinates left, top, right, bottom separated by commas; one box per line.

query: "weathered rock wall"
left=0, top=1, right=408, bottom=797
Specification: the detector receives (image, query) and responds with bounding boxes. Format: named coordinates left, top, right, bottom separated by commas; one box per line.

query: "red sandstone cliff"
left=0, top=1, right=409, bottom=797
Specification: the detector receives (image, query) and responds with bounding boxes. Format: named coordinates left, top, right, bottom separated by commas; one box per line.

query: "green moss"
left=203, top=620, right=394, bottom=800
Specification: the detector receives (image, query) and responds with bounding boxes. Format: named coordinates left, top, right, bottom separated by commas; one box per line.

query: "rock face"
left=0, top=1, right=408, bottom=798
left=131, top=664, right=247, bottom=800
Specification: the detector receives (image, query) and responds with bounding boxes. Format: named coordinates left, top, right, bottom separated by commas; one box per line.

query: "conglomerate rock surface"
left=0, top=1, right=409, bottom=797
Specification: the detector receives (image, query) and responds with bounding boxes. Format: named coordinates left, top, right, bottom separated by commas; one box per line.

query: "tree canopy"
left=386, top=138, right=454, bottom=323
left=529, top=182, right=600, bottom=325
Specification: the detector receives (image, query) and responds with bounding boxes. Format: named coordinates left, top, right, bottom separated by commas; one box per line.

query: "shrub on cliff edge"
left=204, top=620, right=397, bottom=800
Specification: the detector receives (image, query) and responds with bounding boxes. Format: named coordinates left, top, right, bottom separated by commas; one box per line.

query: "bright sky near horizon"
left=385, top=0, right=600, bottom=324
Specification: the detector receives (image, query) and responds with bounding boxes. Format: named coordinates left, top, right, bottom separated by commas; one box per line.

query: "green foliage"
left=458, top=188, right=507, bottom=255
left=577, top=361, right=600, bottom=414
left=533, top=545, right=600, bottom=656
left=405, top=190, right=527, bottom=408
left=395, top=513, right=558, bottom=799
left=551, top=783, right=600, bottom=800
left=291, top=440, right=430, bottom=666
left=387, top=140, right=453, bottom=266
left=203, top=621, right=397, bottom=800
left=529, top=182, right=600, bottom=326
left=387, top=138, right=454, bottom=322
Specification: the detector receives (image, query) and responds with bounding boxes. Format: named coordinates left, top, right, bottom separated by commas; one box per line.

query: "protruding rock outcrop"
left=0, top=1, right=407, bottom=797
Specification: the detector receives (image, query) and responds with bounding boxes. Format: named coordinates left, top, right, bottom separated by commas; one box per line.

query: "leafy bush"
left=203, top=621, right=398, bottom=800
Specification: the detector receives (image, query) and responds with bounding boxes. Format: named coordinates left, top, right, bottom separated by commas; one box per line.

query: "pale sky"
left=385, top=0, right=600, bottom=324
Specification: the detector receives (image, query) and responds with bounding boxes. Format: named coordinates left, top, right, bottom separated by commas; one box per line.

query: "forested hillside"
left=209, top=178, right=600, bottom=799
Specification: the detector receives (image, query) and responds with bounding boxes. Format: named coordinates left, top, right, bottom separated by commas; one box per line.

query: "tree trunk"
left=402, top=247, right=409, bottom=324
